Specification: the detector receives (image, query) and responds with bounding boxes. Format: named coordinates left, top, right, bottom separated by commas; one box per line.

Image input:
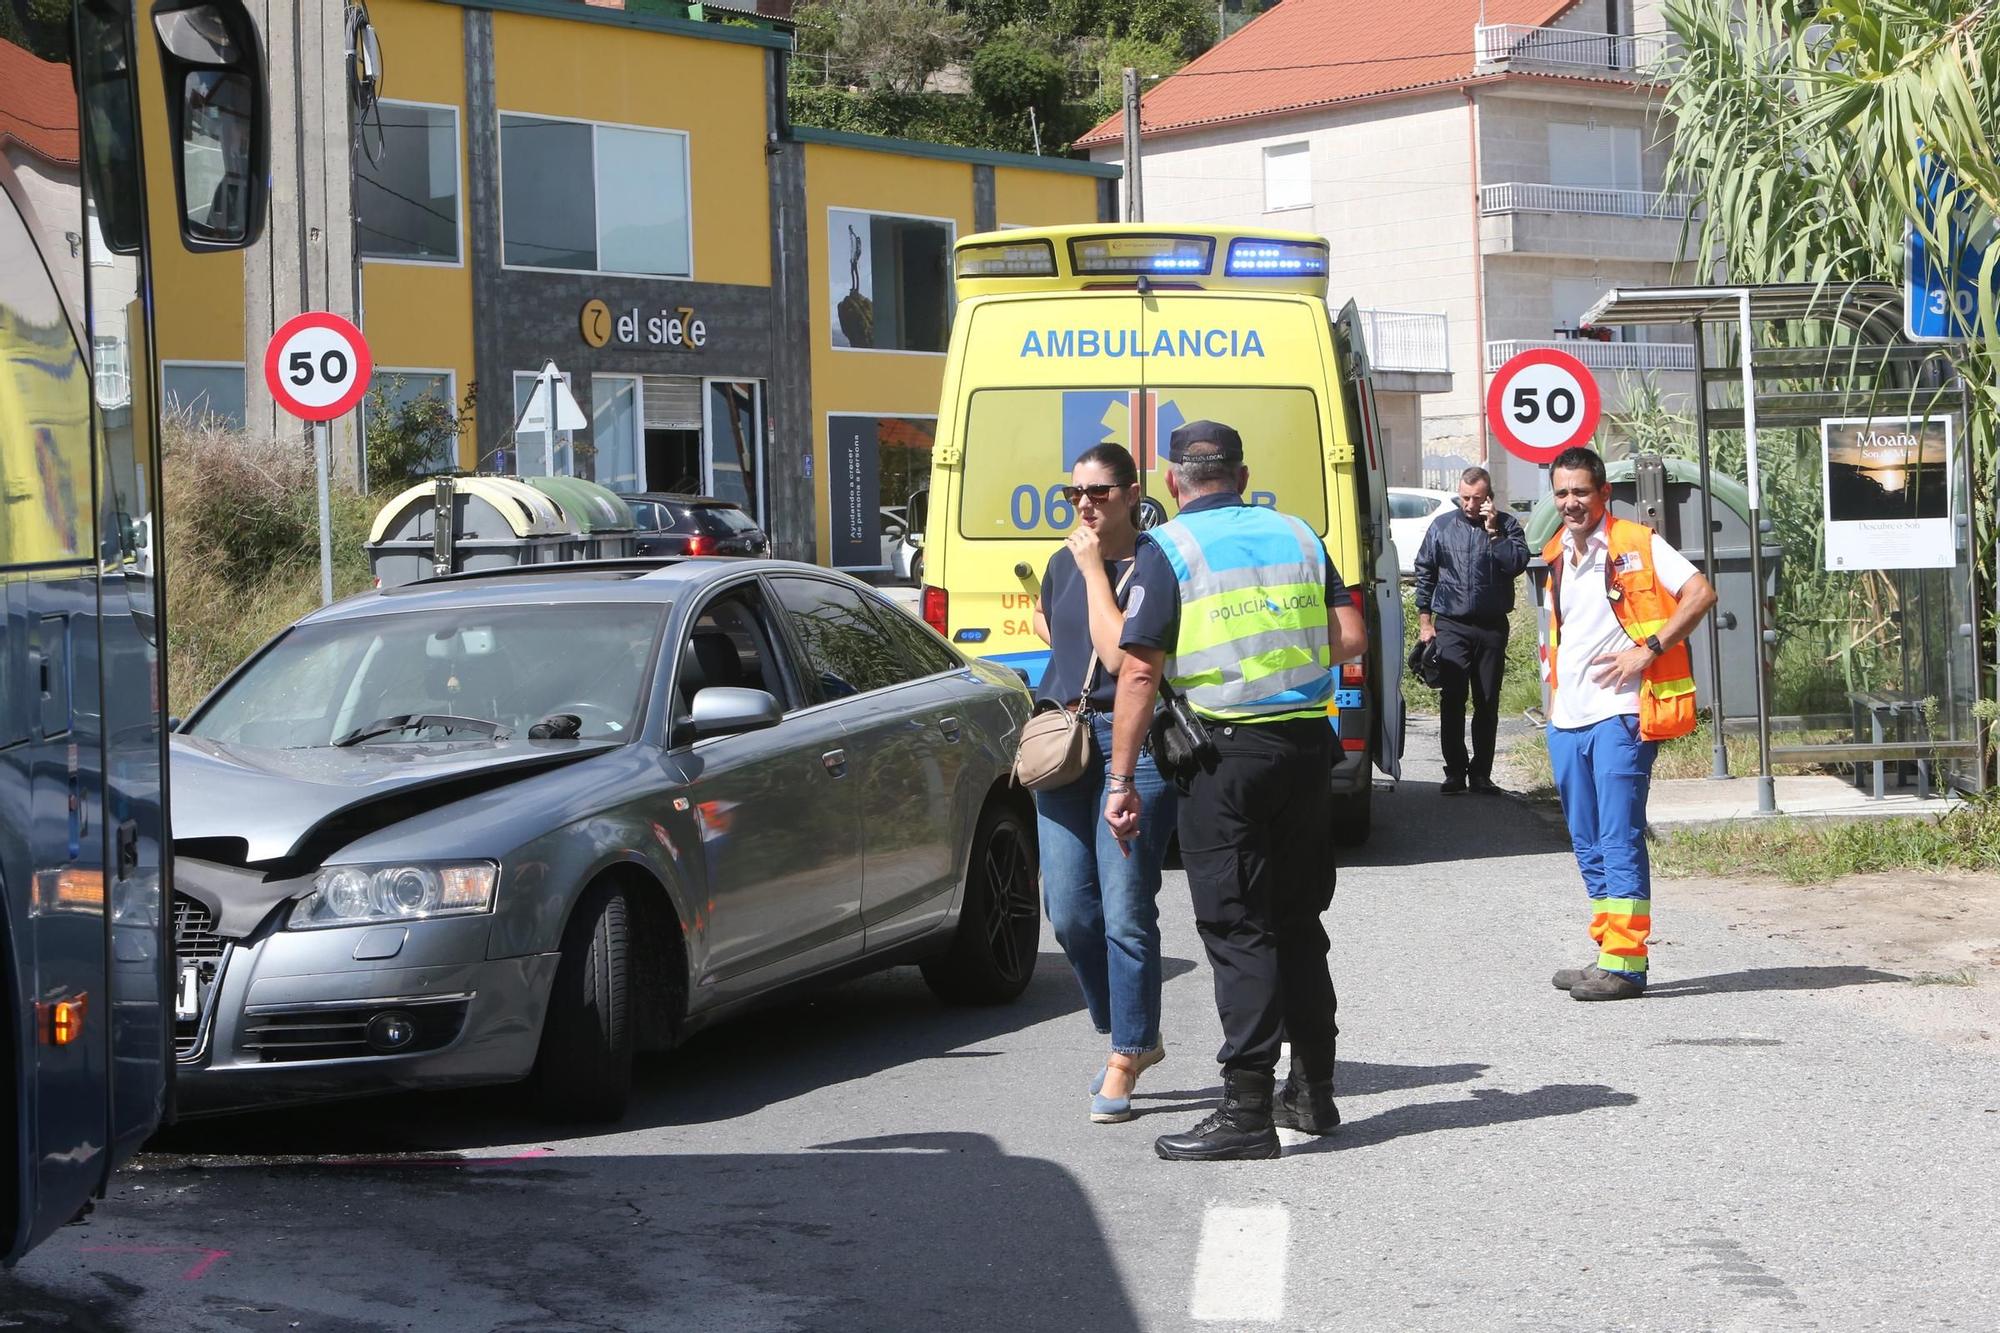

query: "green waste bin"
left=521, top=476, right=639, bottom=559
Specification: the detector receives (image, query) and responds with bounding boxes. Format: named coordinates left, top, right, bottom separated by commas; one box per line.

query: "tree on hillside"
left=794, top=0, right=971, bottom=92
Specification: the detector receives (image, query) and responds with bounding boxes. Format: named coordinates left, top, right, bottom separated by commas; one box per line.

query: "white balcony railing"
left=1357, top=308, right=1449, bottom=374
left=1474, top=23, right=1670, bottom=74
left=1481, top=181, right=1696, bottom=221
left=1486, top=339, right=1696, bottom=373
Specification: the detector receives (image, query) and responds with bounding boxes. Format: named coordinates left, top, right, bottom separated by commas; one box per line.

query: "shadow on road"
left=1642, top=965, right=1909, bottom=998
left=1292, top=1082, right=1639, bottom=1155
left=1340, top=784, right=1570, bottom=869
left=5, top=1133, right=1143, bottom=1333
left=151, top=951, right=1197, bottom=1156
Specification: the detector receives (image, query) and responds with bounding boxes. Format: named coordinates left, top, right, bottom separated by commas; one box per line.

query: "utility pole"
left=1121, top=67, right=1144, bottom=223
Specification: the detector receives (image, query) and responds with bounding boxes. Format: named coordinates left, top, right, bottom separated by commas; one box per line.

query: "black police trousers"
left=1176, top=715, right=1338, bottom=1081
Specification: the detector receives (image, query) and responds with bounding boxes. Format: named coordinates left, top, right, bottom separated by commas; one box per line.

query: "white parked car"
left=1387, top=488, right=1458, bottom=577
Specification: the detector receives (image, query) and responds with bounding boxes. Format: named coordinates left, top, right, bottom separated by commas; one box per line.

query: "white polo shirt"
left=1548, top=521, right=1699, bottom=731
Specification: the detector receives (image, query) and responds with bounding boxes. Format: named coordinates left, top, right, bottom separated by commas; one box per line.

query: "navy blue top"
left=1120, top=493, right=1349, bottom=652
left=1411, top=505, right=1530, bottom=621
left=1036, top=551, right=1135, bottom=711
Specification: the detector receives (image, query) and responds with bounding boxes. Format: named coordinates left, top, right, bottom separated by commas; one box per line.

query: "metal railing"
left=1480, top=181, right=1696, bottom=221
left=1473, top=23, right=1670, bottom=73
left=1485, top=338, right=1696, bottom=372
left=1357, top=308, right=1449, bottom=374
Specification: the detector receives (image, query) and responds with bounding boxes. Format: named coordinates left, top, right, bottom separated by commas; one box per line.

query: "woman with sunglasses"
left=1031, top=443, right=1178, bottom=1124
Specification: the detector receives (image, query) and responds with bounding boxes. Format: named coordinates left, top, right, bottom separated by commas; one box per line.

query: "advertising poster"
left=1820, top=415, right=1955, bottom=571
left=829, top=209, right=875, bottom=349
left=827, top=414, right=882, bottom=568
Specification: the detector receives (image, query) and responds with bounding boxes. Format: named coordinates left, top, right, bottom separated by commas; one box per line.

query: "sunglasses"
left=1060, top=484, right=1126, bottom=504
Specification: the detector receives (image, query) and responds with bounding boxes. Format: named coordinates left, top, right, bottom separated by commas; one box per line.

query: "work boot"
left=1551, top=963, right=1605, bottom=991
left=1154, top=1072, right=1282, bottom=1161
left=1271, top=1076, right=1339, bottom=1136
left=1570, top=971, right=1645, bottom=1001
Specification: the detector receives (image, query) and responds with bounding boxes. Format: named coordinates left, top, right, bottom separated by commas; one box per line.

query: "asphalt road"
left=7, top=717, right=1998, bottom=1331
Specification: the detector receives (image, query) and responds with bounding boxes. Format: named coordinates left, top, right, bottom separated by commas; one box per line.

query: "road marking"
left=1190, top=1205, right=1290, bottom=1323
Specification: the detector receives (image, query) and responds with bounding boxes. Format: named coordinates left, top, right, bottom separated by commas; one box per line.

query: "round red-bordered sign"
left=263, top=311, right=373, bottom=422
left=1486, top=346, right=1601, bottom=464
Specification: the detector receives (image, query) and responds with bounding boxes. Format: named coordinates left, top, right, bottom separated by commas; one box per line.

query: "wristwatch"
left=1644, top=633, right=1665, bottom=657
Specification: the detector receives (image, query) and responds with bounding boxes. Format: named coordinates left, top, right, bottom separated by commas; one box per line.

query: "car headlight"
left=288, top=862, right=498, bottom=930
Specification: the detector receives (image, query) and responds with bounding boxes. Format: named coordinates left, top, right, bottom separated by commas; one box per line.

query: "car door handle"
left=821, top=749, right=848, bottom=778
left=938, top=716, right=961, bottom=743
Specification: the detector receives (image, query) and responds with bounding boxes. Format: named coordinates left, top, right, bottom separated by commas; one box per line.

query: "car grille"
left=240, top=997, right=470, bottom=1063
left=172, top=894, right=229, bottom=1060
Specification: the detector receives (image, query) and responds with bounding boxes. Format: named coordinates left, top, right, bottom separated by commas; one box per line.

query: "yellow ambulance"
left=918, top=224, right=1404, bottom=843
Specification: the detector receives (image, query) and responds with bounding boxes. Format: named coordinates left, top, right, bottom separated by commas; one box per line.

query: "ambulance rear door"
left=1334, top=301, right=1403, bottom=781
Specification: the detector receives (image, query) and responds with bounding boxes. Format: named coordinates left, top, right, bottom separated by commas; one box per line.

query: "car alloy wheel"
left=920, top=802, right=1039, bottom=1005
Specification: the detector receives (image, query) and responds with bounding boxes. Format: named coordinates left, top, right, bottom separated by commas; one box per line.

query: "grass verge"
left=1651, top=797, right=2000, bottom=884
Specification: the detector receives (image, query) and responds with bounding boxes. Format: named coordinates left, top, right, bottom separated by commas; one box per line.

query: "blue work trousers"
left=1034, top=713, right=1177, bottom=1054
left=1547, top=714, right=1659, bottom=978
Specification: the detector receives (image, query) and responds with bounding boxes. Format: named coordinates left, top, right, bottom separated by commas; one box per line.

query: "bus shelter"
left=1579, top=282, right=1984, bottom=813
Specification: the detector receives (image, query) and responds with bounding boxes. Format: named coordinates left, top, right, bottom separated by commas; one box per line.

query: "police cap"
left=1166, top=419, right=1244, bottom=465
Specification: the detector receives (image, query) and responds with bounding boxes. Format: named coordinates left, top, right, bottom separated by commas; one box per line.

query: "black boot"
left=1271, top=1076, right=1339, bottom=1135
left=1154, top=1072, right=1282, bottom=1161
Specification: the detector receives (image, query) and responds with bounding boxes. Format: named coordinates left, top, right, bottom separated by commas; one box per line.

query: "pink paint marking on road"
left=81, top=1245, right=232, bottom=1281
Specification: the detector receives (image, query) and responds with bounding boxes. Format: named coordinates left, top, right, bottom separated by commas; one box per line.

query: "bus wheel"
left=1329, top=785, right=1372, bottom=848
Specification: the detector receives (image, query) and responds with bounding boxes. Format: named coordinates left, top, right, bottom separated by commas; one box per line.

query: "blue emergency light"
left=1225, top=239, right=1329, bottom=276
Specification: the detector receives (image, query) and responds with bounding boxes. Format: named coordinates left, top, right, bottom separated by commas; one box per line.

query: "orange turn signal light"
left=39, top=994, right=88, bottom=1046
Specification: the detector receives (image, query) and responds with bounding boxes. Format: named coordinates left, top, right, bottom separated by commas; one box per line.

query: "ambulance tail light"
left=1225, top=238, right=1329, bottom=277
left=956, top=239, right=1057, bottom=278
left=922, top=586, right=949, bottom=637
left=1341, top=662, right=1365, bottom=685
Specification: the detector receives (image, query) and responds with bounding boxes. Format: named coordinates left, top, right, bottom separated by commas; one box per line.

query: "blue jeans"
left=1547, top=714, right=1659, bottom=981
left=1034, top=713, right=1177, bottom=1053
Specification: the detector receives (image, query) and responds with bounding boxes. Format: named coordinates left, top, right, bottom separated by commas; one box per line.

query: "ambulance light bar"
left=956, top=239, right=1057, bottom=278
left=1069, top=234, right=1214, bottom=276
left=1225, top=238, right=1328, bottom=276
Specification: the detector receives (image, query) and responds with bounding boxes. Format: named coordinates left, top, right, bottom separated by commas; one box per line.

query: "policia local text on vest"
left=1104, top=419, right=1368, bottom=1162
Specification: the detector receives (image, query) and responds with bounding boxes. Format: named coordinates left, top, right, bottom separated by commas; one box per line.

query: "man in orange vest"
left=1540, top=447, right=1716, bottom=1000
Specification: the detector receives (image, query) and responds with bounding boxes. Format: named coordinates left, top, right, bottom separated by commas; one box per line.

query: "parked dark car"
left=167, top=560, right=1038, bottom=1121
left=628, top=494, right=771, bottom=558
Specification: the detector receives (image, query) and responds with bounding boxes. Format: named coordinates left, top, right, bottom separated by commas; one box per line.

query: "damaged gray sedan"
left=169, top=561, right=1038, bottom=1120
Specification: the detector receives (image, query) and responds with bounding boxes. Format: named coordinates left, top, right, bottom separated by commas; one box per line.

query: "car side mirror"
left=688, top=687, right=782, bottom=740
left=152, top=0, right=269, bottom=251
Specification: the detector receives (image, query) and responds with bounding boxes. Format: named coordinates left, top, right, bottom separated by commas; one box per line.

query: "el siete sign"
left=580, top=298, right=708, bottom=351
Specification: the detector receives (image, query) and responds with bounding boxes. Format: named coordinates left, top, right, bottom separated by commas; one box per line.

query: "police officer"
left=1104, top=420, right=1367, bottom=1161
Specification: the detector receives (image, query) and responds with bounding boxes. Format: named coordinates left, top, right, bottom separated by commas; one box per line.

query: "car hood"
left=170, top=734, right=618, bottom=868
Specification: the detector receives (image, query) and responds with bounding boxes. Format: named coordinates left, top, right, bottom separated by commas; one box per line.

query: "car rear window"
left=686, top=505, right=759, bottom=535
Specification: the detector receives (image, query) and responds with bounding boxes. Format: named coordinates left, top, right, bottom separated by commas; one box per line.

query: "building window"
left=499, top=115, right=691, bottom=277
left=591, top=374, right=642, bottom=493
left=828, top=209, right=953, bottom=353
left=161, top=362, right=245, bottom=428
left=356, top=102, right=460, bottom=263
left=1263, top=141, right=1311, bottom=212
left=1548, top=122, right=1641, bottom=192
left=362, top=369, right=460, bottom=478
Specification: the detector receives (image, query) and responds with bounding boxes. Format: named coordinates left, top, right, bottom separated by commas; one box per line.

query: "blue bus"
left=2, top=0, right=265, bottom=1260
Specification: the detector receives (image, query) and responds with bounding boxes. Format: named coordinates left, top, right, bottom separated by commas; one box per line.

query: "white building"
left=1080, top=0, right=1697, bottom=500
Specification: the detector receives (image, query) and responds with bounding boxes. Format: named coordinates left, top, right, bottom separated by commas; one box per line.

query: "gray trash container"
left=1523, top=455, right=1780, bottom=717
left=521, top=476, right=639, bottom=559
left=366, top=475, right=575, bottom=589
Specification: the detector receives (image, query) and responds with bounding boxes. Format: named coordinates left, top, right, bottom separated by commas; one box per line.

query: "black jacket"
left=1412, top=507, right=1530, bottom=621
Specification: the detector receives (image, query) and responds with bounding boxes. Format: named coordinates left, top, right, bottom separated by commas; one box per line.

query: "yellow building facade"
left=145, top=0, right=1116, bottom=567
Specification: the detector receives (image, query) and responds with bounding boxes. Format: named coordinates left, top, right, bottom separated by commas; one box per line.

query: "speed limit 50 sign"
left=1486, top=346, right=1601, bottom=464
left=264, top=311, right=372, bottom=422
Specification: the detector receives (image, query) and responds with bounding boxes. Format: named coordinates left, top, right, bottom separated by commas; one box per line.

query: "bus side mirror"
left=152, top=0, right=268, bottom=251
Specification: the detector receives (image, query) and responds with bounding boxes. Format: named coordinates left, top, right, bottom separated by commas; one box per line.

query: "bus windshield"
left=956, top=385, right=1331, bottom=540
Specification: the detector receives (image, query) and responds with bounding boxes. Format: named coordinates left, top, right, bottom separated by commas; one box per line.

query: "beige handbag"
left=1011, top=563, right=1134, bottom=792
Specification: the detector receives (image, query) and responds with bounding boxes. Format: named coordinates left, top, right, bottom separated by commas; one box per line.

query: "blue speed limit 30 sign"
left=1486, top=346, right=1601, bottom=465
left=264, top=311, right=372, bottom=421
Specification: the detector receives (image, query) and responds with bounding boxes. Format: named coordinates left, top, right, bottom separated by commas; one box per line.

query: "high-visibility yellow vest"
left=1152, top=503, right=1334, bottom=723
left=1541, top=515, right=1698, bottom=742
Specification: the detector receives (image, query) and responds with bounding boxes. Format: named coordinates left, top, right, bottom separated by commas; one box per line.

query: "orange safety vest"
left=1541, top=515, right=1698, bottom=742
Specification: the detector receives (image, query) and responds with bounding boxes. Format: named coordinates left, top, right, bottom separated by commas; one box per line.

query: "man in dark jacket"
left=1413, top=466, right=1531, bottom=794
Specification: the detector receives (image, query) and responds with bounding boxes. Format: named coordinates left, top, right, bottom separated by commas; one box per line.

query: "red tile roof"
left=1077, top=0, right=1582, bottom=147
left=0, top=41, right=80, bottom=166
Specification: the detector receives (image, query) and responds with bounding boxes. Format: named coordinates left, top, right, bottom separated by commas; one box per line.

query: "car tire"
left=531, top=884, right=634, bottom=1122
left=920, top=801, right=1039, bottom=1006
left=1329, top=784, right=1372, bottom=848
left=911, top=552, right=924, bottom=586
